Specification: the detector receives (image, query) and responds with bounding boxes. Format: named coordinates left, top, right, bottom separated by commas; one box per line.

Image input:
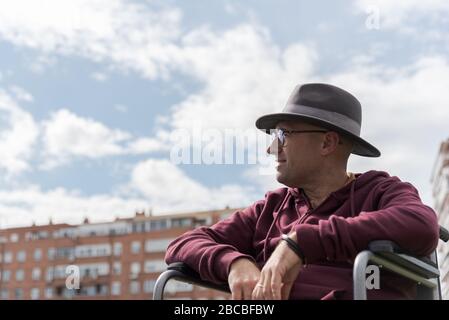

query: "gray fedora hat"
left=255, top=83, right=380, bottom=157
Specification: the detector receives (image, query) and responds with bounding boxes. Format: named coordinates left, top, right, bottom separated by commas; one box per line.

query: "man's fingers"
left=252, top=283, right=264, bottom=300
left=281, top=282, right=294, bottom=300
left=231, top=284, right=242, bottom=300
left=242, top=280, right=257, bottom=300
left=262, top=269, right=273, bottom=300
left=252, top=272, right=266, bottom=300
left=270, top=271, right=282, bottom=300
left=233, top=278, right=260, bottom=300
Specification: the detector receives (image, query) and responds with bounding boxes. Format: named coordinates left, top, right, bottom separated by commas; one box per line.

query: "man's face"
left=267, top=120, right=326, bottom=187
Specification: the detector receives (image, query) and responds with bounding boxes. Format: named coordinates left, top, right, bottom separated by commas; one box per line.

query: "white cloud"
left=114, top=104, right=128, bottom=113
left=0, top=185, right=149, bottom=228
left=130, top=158, right=256, bottom=213
left=354, top=0, right=449, bottom=34
left=41, top=109, right=172, bottom=168
left=29, top=55, right=57, bottom=74
left=41, top=109, right=131, bottom=167
left=0, top=90, right=39, bottom=175
left=91, top=72, right=108, bottom=82
left=170, top=26, right=317, bottom=131
left=0, top=1, right=316, bottom=134
left=152, top=25, right=319, bottom=173
left=8, top=85, right=34, bottom=102
left=126, top=137, right=167, bottom=154
left=242, top=165, right=284, bottom=194
left=0, top=0, right=316, bottom=129
left=0, top=0, right=182, bottom=79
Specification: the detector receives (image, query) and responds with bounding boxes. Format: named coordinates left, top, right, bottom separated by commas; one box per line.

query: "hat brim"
left=255, top=113, right=381, bottom=158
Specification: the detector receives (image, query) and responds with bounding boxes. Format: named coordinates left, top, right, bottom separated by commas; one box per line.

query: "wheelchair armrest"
left=354, top=240, right=442, bottom=299
left=167, top=262, right=203, bottom=278
left=153, top=262, right=230, bottom=300
left=367, top=240, right=439, bottom=279
left=367, top=224, right=448, bottom=278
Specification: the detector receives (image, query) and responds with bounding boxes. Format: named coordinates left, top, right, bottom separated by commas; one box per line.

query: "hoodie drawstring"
left=262, top=191, right=292, bottom=262
left=262, top=178, right=357, bottom=262
left=350, top=178, right=356, bottom=217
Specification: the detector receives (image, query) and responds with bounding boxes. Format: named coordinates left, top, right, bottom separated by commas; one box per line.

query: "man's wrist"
left=288, top=231, right=297, bottom=242
left=281, top=233, right=305, bottom=263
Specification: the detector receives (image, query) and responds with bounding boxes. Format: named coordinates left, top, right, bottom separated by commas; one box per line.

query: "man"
left=165, top=83, right=439, bottom=300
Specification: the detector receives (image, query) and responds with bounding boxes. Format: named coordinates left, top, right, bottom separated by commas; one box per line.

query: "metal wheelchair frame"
left=154, top=226, right=449, bottom=300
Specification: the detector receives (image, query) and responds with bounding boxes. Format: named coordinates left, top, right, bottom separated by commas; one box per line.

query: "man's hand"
left=252, top=233, right=303, bottom=300
left=228, top=258, right=261, bottom=300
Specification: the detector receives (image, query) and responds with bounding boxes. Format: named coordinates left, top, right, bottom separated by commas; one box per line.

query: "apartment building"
left=0, top=208, right=239, bottom=300
left=431, top=138, right=449, bottom=299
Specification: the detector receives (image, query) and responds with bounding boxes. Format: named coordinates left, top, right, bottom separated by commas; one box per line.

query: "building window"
left=171, top=218, right=192, bottom=228
left=78, top=263, right=109, bottom=278
left=32, top=267, right=41, bottom=281
left=113, top=243, right=122, bottom=256
left=143, top=280, right=157, bottom=293
left=48, top=248, right=56, bottom=260
left=34, top=248, right=42, bottom=261
left=144, top=260, right=167, bottom=273
left=2, top=270, right=10, bottom=282
left=144, top=238, right=174, bottom=253
left=46, top=267, right=54, bottom=281
left=111, top=282, right=121, bottom=296
left=129, top=281, right=140, bottom=295
left=31, top=288, right=40, bottom=300
left=0, top=289, right=8, bottom=299
left=149, top=219, right=168, bottom=231
left=56, top=247, right=75, bottom=260
left=10, top=233, right=19, bottom=242
left=4, top=251, right=12, bottom=263
left=17, top=251, right=26, bottom=263
left=131, top=241, right=141, bottom=254
left=45, top=287, right=53, bottom=299
left=14, top=288, right=23, bottom=300
left=75, top=244, right=111, bottom=258
left=16, top=269, right=25, bottom=281
left=62, top=288, right=75, bottom=299
left=130, top=262, right=140, bottom=278
left=96, top=244, right=111, bottom=256
left=113, top=262, right=121, bottom=275
left=80, top=285, right=101, bottom=297
left=97, top=284, right=108, bottom=296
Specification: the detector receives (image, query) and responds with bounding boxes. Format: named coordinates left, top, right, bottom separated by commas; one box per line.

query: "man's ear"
left=321, top=132, right=339, bottom=155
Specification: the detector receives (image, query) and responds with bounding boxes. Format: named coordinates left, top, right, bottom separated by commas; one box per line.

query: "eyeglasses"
left=271, top=128, right=328, bottom=147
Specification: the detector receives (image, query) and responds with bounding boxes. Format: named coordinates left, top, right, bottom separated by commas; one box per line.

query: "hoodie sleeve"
left=165, top=199, right=264, bottom=284
left=295, top=179, right=440, bottom=264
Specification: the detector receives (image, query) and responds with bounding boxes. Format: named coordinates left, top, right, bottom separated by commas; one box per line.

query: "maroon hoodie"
left=165, top=170, right=439, bottom=300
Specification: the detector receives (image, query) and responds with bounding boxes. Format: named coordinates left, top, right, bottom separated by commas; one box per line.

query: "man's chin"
left=276, top=173, right=288, bottom=185
left=276, top=173, right=298, bottom=188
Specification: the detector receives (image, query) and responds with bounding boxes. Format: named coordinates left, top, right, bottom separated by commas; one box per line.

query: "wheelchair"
left=153, top=225, right=449, bottom=300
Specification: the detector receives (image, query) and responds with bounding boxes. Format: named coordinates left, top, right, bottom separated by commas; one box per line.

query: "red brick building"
left=0, top=208, right=239, bottom=300
left=431, top=138, right=449, bottom=299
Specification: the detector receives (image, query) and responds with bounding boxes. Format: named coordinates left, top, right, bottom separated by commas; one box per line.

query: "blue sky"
left=0, top=0, right=448, bottom=227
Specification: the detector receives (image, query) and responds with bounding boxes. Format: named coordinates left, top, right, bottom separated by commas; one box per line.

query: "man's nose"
left=267, top=138, right=280, bottom=155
